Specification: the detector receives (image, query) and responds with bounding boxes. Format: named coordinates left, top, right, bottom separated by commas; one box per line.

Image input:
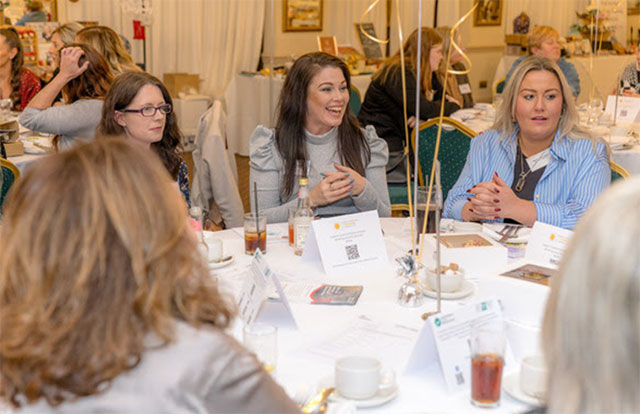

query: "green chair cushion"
left=349, top=88, right=361, bottom=117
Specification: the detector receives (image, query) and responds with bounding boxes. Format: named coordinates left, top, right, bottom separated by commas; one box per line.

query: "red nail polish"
left=469, top=208, right=474, bottom=212
left=494, top=199, right=500, bottom=203
left=472, top=185, right=476, bottom=188
left=494, top=216, right=499, bottom=219
left=466, top=189, right=470, bottom=193
left=467, top=198, right=471, bottom=201
left=495, top=189, right=500, bottom=193
left=495, top=208, right=501, bottom=212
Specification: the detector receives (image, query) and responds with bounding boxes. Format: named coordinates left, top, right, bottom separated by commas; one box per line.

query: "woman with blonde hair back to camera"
left=0, top=139, right=299, bottom=413
left=75, top=25, right=141, bottom=75
left=542, top=177, right=640, bottom=413
left=444, top=56, right=609, bottom=230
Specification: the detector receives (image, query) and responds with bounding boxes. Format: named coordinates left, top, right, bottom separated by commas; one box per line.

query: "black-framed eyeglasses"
left=121, top=103, right=172, bottom=117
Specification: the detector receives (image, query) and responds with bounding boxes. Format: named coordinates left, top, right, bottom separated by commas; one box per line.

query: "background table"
left=210, top=218, right=548, bottom=413
left=224, top=73, right=372, bottom=156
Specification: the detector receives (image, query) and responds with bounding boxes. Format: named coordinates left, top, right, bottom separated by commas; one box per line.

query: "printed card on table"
left=236, top=250, right=297, bottom=329
left=604, top=95, right=640, bottom=123
left=301, top=210, right=388, bottom=275
left=405, top=298, right=515, bottom=392
left=524, top=221, right=573, bottom=268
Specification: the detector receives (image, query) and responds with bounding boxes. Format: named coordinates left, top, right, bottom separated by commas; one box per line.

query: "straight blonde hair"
left=543, top=177, right=640, bottom=413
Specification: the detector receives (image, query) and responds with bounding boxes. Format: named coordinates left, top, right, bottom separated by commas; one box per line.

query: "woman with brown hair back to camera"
left=357, top=27, right=461, bottom=183
left=19, top=43, right=114, bottom=150
left=0, top=27, right=41, bottom=110
left=75, top=25, right=141, bottom=76
left=0, top=139, right=299, bottom=413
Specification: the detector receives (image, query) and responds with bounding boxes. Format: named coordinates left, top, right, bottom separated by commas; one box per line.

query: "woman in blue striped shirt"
left=444, top=56, right=609, bottom=230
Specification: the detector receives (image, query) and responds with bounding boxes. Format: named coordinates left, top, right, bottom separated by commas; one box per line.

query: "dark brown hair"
left=275, top=52, right=370, bottom=198
left=97, top=71, right=182, bottom=179
left=0, top=139, right=233, bottom=407
left=0, top=28, right=24, bottom=111
left=60, top=43, right=114, bottom=103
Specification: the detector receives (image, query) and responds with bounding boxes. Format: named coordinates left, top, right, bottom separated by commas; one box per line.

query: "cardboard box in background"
left=163, top=73, right=200, bottom=98
left=3, top=141, right=24, bottom=157
left=1, top=120, right=22, bottom=156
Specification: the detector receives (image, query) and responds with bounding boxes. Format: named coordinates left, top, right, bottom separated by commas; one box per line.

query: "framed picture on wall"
left=317, top=36, right=337, bottom=55
left=283, top=0, right=323, bottom=32
left=473, top=0, right=503, bottom=26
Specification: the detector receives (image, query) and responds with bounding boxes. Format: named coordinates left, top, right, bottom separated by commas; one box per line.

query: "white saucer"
left=209, top=255, right=234, bottom=269
left=421, top=279, right=475, bottom=300
left=503, top=372, right=544, bottom=407
left=328, top=384, right=398, bottom=408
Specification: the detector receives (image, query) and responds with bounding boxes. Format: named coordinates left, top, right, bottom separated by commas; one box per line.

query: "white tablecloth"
left=209, top=218, right=547, bottom=413
left=492, top=54, right=635, bottom=105
left=224, top=73, right=372, bottom=156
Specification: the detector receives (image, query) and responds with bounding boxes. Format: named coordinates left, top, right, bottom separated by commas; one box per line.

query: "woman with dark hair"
left=19, top=44, right=114, bottom=150
left=97, top=71, right=190, bottom=206
left=357, top=27, right=460, bottom=183
left=0, top=27, right=40, bottom=110
left=250, top=51, right=390, bottom=223
left=0, top=139, right=299, bottom=413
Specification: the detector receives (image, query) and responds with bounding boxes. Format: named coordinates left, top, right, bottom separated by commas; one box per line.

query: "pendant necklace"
left=515, top=137, right=544, bottom=193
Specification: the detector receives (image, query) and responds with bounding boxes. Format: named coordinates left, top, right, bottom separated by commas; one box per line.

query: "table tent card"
left=236, top=250, right=297, bottom=329
left=405, top=298, right=515, bottom=392
left=301, top=210, right=388, bottom=275
left=524, top=221, right=573, bottom=268
left=605, top=95, right=640, bottom=123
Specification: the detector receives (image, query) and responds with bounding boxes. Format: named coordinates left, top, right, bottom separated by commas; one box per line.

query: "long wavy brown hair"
left=61, top=43, right=114, bottom=103
left=75, top=25, right=141, bottom=76
left=97, top=71, right=183, bottom=179
left=374, top=27, right=442, bottom=98
left=0, top=28, right=24, bottom=111
left=0, top=139, right=233, bottom=408
left=275, top=52, right=370, bottom=199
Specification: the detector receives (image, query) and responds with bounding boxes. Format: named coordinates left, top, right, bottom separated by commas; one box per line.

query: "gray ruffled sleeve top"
left=250, top=125, right=391, bottom=223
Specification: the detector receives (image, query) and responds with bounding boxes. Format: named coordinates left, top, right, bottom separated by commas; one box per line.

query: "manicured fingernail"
left=472, top=185, right=476, bottom=188
left=469, top=208, right=474, bottom=212
left=344, top=173, right=350, bottom=177
left=495, top=188, right=500, bottom=193
left=467, top=197, right=471, bottom=201
left=495, top=208, right=501, bottom=212
left=466, top=190, right=470, bottom=193
left=494, top=216, right=499, bottom=219
left=349, top=179, right=354, bottom=183
left=494, top=199, right=500, bottom=203
left=320, top=172, right=326, bottom=177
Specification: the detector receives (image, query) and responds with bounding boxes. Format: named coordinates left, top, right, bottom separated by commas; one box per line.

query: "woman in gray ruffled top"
left=250, top=52, right=391, bottom=223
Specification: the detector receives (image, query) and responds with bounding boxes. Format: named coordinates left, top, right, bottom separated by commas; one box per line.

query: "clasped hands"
left=309, top=163, right=366, bottom=208
left=463, top=172, right=527, bottom=222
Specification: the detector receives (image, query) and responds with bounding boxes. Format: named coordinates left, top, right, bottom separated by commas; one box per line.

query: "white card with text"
left=237, top=250, right=297, bottom=328
left=525, top=221, right=573, bottom=268
left=301, top=210, right=388, bottom=275
left=406, top=298, right=515, bottom=392
left=605, top=95, right=640, bottom=123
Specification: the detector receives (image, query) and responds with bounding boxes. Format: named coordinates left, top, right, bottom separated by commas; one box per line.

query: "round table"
left=208, top=217, right=547, bottom=412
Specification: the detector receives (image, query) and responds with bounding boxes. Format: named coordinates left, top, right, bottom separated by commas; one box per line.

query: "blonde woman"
left=75, top=25, right=141, bottom=75
left=357, top=27, right=460, bottom=182
left=436, top=26, right=474, bottom=109
left=0, top=139, right=298, bottom=413
left=444, top=56, right=609, bottom=229
left=542, top=177, right=640, bottom=413
left=505, top=25, right=580, bottom=98
left=48, top=22, right=84, bottom=68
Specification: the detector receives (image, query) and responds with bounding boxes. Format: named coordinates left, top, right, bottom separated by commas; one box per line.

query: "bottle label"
left=294, top=218, right=312, bottom=250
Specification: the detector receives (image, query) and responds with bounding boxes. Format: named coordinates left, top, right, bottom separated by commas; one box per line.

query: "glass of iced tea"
left=243, top=212, right=267, bottom=255
left=243, top=323, right=277, bottom=376
left=287, top=207, right=295, bottom=247
left=470, top=319, right=505, bottom=408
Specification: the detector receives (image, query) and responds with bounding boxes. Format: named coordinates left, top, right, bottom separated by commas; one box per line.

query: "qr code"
left=345, top=244, right=360, bottom=261
left=621, top=110, right=628, bottom=117
left=455, top=371, right=465, bottom=385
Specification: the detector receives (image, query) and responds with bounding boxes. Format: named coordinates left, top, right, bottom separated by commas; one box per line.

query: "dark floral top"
left=178, top=159, right=191, bottom=208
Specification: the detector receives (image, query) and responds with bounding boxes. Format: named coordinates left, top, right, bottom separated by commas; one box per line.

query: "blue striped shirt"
left=443, top=128, right=610, bottom=229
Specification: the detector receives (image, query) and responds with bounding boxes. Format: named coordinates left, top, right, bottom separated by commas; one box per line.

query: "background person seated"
left=250, top=52, right=390, bottom=223
left=505, top=25, right=580, bottom=98
left=0, top=28, right=40, bottom=111
left=14, top=0, right=47, bottom=26
left=357, top=27, right=460, bottom=183
left=75, top=25, right=142, bottom=76
left=0, top=139, right=299, bottom=413
left=620, top=44, right=640, bottom=97
left=436, top=26, right=474, bottom=109
left=444, top=56, right=609, bottom=230
left=542, top=177, right=640, bottom=413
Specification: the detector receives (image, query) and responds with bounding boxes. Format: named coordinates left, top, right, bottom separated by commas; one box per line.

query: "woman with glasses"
left=19, top=44, right=114, bottom=150
left=98, top=71, right=190, bottom=206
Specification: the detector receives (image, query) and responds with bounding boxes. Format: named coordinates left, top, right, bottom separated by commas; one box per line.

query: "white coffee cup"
left=519, top=355, right=547, bottom=399
left=334, top=356, right=394, bottom=400
left=204, top=234, right=223, bottom=262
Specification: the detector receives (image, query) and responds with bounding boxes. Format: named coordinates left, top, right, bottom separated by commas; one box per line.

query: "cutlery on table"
left=302, top=387, right=334, bottom=414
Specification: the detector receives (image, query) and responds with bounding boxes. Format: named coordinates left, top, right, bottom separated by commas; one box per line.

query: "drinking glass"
left=470, top=319, right=506, bottom=408
left=243, top=323, right=277, bottom=375
left=415, top=182, right=442, bottom=241
left=287, top=207, right=295, bottom=247
left=587, top=98, right=603, bottom=126
left=244, top=212, right=267, bottom=255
